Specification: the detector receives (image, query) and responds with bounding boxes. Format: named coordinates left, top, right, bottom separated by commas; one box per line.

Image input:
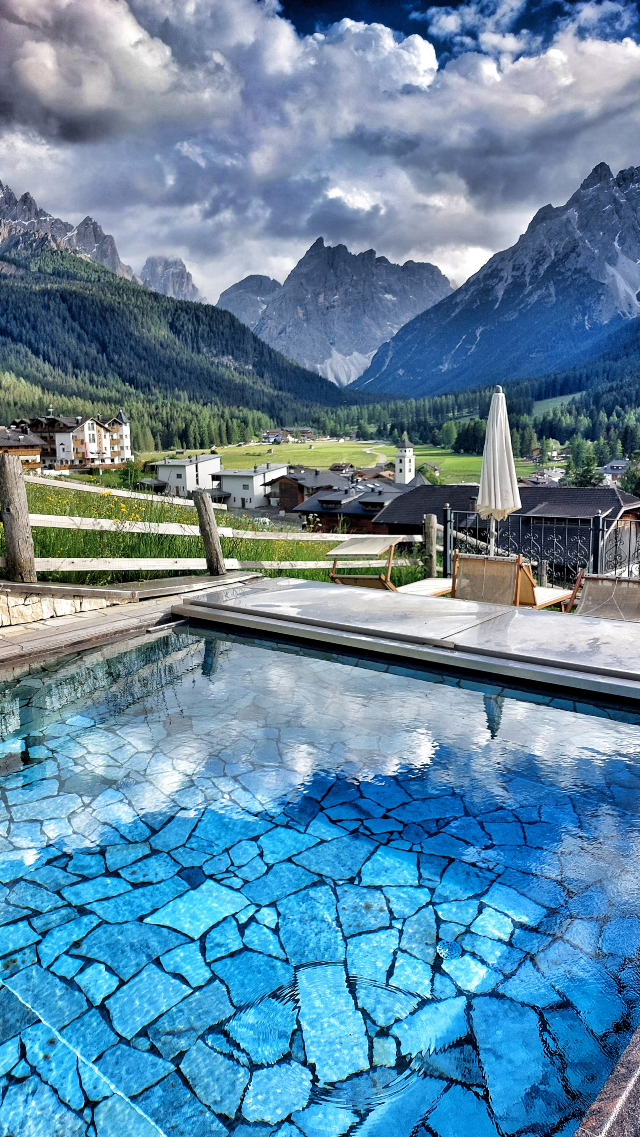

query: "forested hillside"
left=0, top=249, right=346, bottom=449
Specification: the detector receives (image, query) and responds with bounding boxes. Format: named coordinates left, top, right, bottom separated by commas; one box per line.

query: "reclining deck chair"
left=451, top=552, right=574, bottom=609
left=327, top=534, right=410, bottom=591
left=564, top=571, right=640, bottom=620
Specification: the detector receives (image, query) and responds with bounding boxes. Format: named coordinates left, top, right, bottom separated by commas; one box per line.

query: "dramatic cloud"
left=1, top=0, right=640, bottom=298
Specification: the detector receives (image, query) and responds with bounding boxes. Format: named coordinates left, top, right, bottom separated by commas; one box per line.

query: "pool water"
left=1, top=629, right=640, bottom=1137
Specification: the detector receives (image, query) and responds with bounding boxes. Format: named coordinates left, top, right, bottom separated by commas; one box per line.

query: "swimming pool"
left=0, top=627, right=639, bottom=1137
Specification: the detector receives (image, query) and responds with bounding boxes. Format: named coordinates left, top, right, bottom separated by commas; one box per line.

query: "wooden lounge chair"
left=327, top=534, right=411, bottom=591
left=564, top=571, right=640, bottom=620
left=397, top=578, right=453, bottom=596
left=451, top=552, right=574, bottom=609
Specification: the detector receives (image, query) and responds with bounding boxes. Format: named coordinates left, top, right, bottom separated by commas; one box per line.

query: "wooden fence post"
left=423, top=512, right=437, bottom=578
left=193, top=491, right=226, bottom=576
left=0, top=454, right=37, bottom=583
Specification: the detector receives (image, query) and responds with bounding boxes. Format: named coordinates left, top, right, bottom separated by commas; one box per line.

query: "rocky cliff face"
left=356, top=163, right=640, bottom=397
left=0, top=181, right=137, bottom=279
left=217, top=275, right=282, bottom=330
left=141, top=256, right=202, bottom=302
left=219, top=239, right=451, bottom=386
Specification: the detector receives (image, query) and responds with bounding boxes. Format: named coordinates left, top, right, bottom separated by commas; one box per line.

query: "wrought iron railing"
left=442, top=509, right=640, bottom=587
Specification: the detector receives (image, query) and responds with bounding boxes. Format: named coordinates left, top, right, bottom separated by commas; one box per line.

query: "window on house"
left=176, top=473, right=183, bottom=479
left=242, top=484, right=250, bottom=490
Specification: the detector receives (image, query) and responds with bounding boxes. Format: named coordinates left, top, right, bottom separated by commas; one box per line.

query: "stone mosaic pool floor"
left=1, top=629, right=640, bottom=1136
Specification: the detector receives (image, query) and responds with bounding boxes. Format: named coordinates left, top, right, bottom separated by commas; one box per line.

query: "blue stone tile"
left=278, top=886, right=344, bottom=965
left=565, top=919, right=600, bottom=955
left=436, top=900, right=479, bottom=927
left=77, top=921, right=189, bottom=980
left=61, top=877, right=132, bottom=906
left=599, top=916, right=640, bottom=957
left=0, top=1036, right=20, bottom=1076
left=161, top=943, right=212, bottom=987
left=499, top=961, right=561, bottom=1008
left=78, top=1060, right=113, bottom=1103
left=213, top=950, right=293, bottom=1005
left=545, top=1007, right=609, bottom=1101
left=392, top=996, right=467, bottom=1057
left=151, top=811, right=200, bottom=852
left=0, top=1075, right=86, bottom=1137
left=23, top=1022, right=84, bottom=1110
left=181, top=1040, right=249, bottom=1116
left=243, top=862, right=318, bottom=905
left=360, top=847, right=418, bottom=887
left=94, top=1093, right=162, bottom=1137
left=442, top=817, right=492, bottom=848
left=75, top=962, right=120, bottom=1004
left=460, top=933, right=523, bottom=975
left=31, top=906, right=77, bottom=934
left=38, top=914, right=100, bottom=968
left=292, top=1101, right=357, bottom=1136
left=470, top=908, right=513, bottom=942
left=512, top=928, right=551, bottom=953
left=243, top=922, right=286, bottom=959
left=389, top=951, right=432, bottom=999
left=87, top=876, right=188, bottom=923
left=0, top=920, right=40, bottom=956
left=105, top=842, right=151, bottom=871
left=392, top=797, right=464, bottom=823
left=6, top=965, right=88, bottom=1028
left=136, top=1071, right=226, bottom=1136
left=297, top=964, right=369, bottom=1085
left=243, top=1063, right=312, bottom=1124
left=146, top=880, right=249, bottom=938
left=536, top=940, right=625, bottom=1034
left=193, top=807, right=271, bottom=853
left=355, top=982, right=418, bottom=1028
left=471, top=995, right=569, bottom=1134
left=294, top=835, right=375, bottom=882
left=118, top=853, right=179, bottom=884
left=347, top=928, right=398, bottom=982
left=442, top=954, right=501, bottom=993
left=205, top=916, right=243, bottom=961
left=337, top=885, right=389, bottom=937
left=498, top=868, right=567, bottom=910
left=433, top=973, right=457, bottom=1000
left=427, top=1082, right=500, bottom=1137
left=567, top=885, right=609, bottom=919
left=354, top=1074, right=445, bottom=1137
left=439, top=921, right=466, bottom=941
left=148, top=981, right=234, bottom=1059
left=399, top=905, right=436, bottom=963
left=8, top=881, right=66, bottom=913
left=61, top=1009, right=118, bottom=1061
left=259, top=828, right=319, bottom=864
left=227, top=996, right=297, bottom=1064
left=482, top=883, right=546, bottom=926
left=0, top=902, right=32, bottom=927
left=106, top=963, right=189, bottom=1039
left=361, top=781, right=409, bottom=809
left=419, top=834, right=471, bottom=859
left=483, top=822, right=524, bottom=846
left=306, top=814, right=346, bottom=842
left=67, top=854, right=105, bottom=877
left=382, top=887, right=428, bottom=919
left=29, top=865, right=80, bottom=889
left=97, top=1043, right=173, bottom=1096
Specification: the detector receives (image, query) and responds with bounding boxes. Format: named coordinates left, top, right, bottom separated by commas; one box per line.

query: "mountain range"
left=0, top=182, right=201, bottom=302
left=355, top=163, right=640, bottom=397
left=217, top=238, right=452, bottom=386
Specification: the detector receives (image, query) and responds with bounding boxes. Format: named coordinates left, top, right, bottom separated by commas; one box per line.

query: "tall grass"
left=5, top=483, right=425, bottom=587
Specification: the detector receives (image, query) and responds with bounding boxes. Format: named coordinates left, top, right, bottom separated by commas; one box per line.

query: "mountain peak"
left=357, top=162, right=640, bottom=398
left=141, top=255, right=202, bottom=302
left=579, top=162, right=613, bottom=191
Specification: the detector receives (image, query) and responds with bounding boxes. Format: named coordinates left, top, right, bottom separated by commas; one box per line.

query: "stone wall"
left=0, top=590, right=131, bottom=626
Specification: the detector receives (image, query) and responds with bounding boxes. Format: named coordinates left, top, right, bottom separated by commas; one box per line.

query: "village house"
left=213, top=462, right=288, bottom=508
left=0, top=426, right=44, bottom=471
left=11, top=409, right=132, bottom=471
left=146, top=453, right=222, bottom=498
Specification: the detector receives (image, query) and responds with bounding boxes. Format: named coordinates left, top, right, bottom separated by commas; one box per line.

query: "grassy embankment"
left=11, top=483, right=425, bottom=588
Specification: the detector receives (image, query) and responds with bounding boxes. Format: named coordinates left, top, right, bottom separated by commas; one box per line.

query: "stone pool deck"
left=173, top=578, right=640, bottom=705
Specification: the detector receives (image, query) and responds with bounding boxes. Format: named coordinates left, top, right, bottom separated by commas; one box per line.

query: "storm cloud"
left=2, top=0, right=640, bottom=297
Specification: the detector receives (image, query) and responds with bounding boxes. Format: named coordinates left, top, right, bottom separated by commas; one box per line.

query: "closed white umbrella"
left=477, top=385, right=521, bottom=553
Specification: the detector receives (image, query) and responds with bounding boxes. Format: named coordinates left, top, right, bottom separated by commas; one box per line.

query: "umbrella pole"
left=489, top=517, right=496, bottom=557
